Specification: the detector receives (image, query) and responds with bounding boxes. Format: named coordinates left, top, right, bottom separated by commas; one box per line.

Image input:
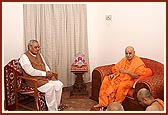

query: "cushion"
left=127, top=88, right=134, bottom=98
left=133, top=68, right=153, bottom=88
left=19, top=86, right=34, bottom=94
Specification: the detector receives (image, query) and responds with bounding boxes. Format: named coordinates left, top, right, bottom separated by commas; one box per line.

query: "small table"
left=70, top=64, right=89, bottom=97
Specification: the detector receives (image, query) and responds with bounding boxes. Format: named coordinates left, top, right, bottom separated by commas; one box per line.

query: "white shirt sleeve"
left=19, top=54, right=50, bottom=76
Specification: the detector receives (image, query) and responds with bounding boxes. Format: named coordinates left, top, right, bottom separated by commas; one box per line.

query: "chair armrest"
left=134, top=74, right=164, bottom=101
left=92, top=64, right=115, bottom=81
left=18, top=75, right=38, bottom=82
left=17, top=76, right=38, bottom=91
left=91, top=64, right=115, bottom=101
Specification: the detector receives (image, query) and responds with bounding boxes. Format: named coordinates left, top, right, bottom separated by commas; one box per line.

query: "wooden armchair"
left=4, top=59, right=48, bottom=111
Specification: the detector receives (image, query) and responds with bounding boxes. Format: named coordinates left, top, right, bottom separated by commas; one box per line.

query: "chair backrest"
left=140, top=57, right=164, bottom=75
left=4, top=59, right=23, bottom=110
left=5, top=59, right=23, bottom=74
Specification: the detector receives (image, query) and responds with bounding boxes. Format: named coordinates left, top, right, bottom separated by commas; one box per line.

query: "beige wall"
left=3, top=2, right=166, bottom=74
left=87, top=2, right=166, bottom=77
left=3, top=3, right=24, bottom=66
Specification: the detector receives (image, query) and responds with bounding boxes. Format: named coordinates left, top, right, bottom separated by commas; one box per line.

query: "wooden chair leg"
left=15, top=93, right=19, bottom=110
left=35, top=96, right=39, bottom=110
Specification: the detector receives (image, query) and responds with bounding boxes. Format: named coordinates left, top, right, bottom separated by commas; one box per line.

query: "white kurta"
left=19, top=53, right=63, bottom=111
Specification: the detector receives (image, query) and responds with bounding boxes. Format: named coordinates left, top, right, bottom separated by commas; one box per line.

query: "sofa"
left=90, top=57, right=164, bottom=111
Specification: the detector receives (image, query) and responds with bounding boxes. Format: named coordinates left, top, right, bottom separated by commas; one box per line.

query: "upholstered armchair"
left=4, top=59, right=48, bottom=111
left=90, top=57, right=164, bottom=111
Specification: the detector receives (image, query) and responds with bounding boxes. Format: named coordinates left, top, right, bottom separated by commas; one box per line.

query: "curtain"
left=23, top=4, right=90, bottom=87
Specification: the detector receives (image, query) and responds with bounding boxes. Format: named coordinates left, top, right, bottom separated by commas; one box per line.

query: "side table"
left=70, top=64, right=89, bottom=97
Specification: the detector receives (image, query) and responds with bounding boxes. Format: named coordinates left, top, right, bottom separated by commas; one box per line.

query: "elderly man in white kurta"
left=19, top=40, right=63, bottom=111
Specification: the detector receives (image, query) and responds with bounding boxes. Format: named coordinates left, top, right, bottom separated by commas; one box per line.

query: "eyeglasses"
left=33, top=46, right=40, bottom=49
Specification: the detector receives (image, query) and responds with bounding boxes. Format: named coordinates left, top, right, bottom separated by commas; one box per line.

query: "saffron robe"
left=99, top=55, right=146, bottom=106
left=155, top=98, right=164, bottom=110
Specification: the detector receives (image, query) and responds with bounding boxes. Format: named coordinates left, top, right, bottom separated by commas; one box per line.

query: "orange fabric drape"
left=99, top=55, right=146, bottom=106
left=155, top=98, right=164, bottom=110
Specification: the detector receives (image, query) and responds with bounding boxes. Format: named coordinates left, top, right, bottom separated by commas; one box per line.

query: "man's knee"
left=47, top=83, right=56, bottom=90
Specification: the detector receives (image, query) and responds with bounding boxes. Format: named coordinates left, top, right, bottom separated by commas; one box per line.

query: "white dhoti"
left=37, top=80, right=63, bottom=111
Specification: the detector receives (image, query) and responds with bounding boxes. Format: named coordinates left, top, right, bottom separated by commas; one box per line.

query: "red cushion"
left=127, top=88, right=134, bottom=98
left=19, top=86, right=34, bottom=94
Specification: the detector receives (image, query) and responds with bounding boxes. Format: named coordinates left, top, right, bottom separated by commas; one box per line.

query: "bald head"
left=137, top=88, right=153, bottom=107
left=125, top=46, right=135, bottom=61
left=107, top=102, right=124, bottom=111
left=137, top=88, right=152, bottom=99
left=125, top=46, right=134, bottom=51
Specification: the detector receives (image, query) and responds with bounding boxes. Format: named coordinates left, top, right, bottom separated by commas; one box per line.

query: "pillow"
left=133, top=68, right=153, bottom=88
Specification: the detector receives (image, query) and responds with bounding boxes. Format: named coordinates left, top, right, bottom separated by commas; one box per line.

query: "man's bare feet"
left=94, top=104, right=102, bottom=108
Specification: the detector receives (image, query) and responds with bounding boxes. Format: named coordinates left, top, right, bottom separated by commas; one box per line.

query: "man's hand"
left=46, top=71, right=58, bottom=80
left=52, top=72, right=58, bottom=80
left=119, top=68, right=129, bottom=74
left=119, top=68, right=139, bottom=78
left=108, top=73, right=120, bottom=80
left=46, top=71, right=53, bottom=79
left=108, top=74, right=115, bottom=80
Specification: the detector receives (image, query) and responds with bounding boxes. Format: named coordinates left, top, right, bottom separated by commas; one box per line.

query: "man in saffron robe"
left=137, top=88, right=164, bottom=111
left=94, top=46, right=148, bottom=108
